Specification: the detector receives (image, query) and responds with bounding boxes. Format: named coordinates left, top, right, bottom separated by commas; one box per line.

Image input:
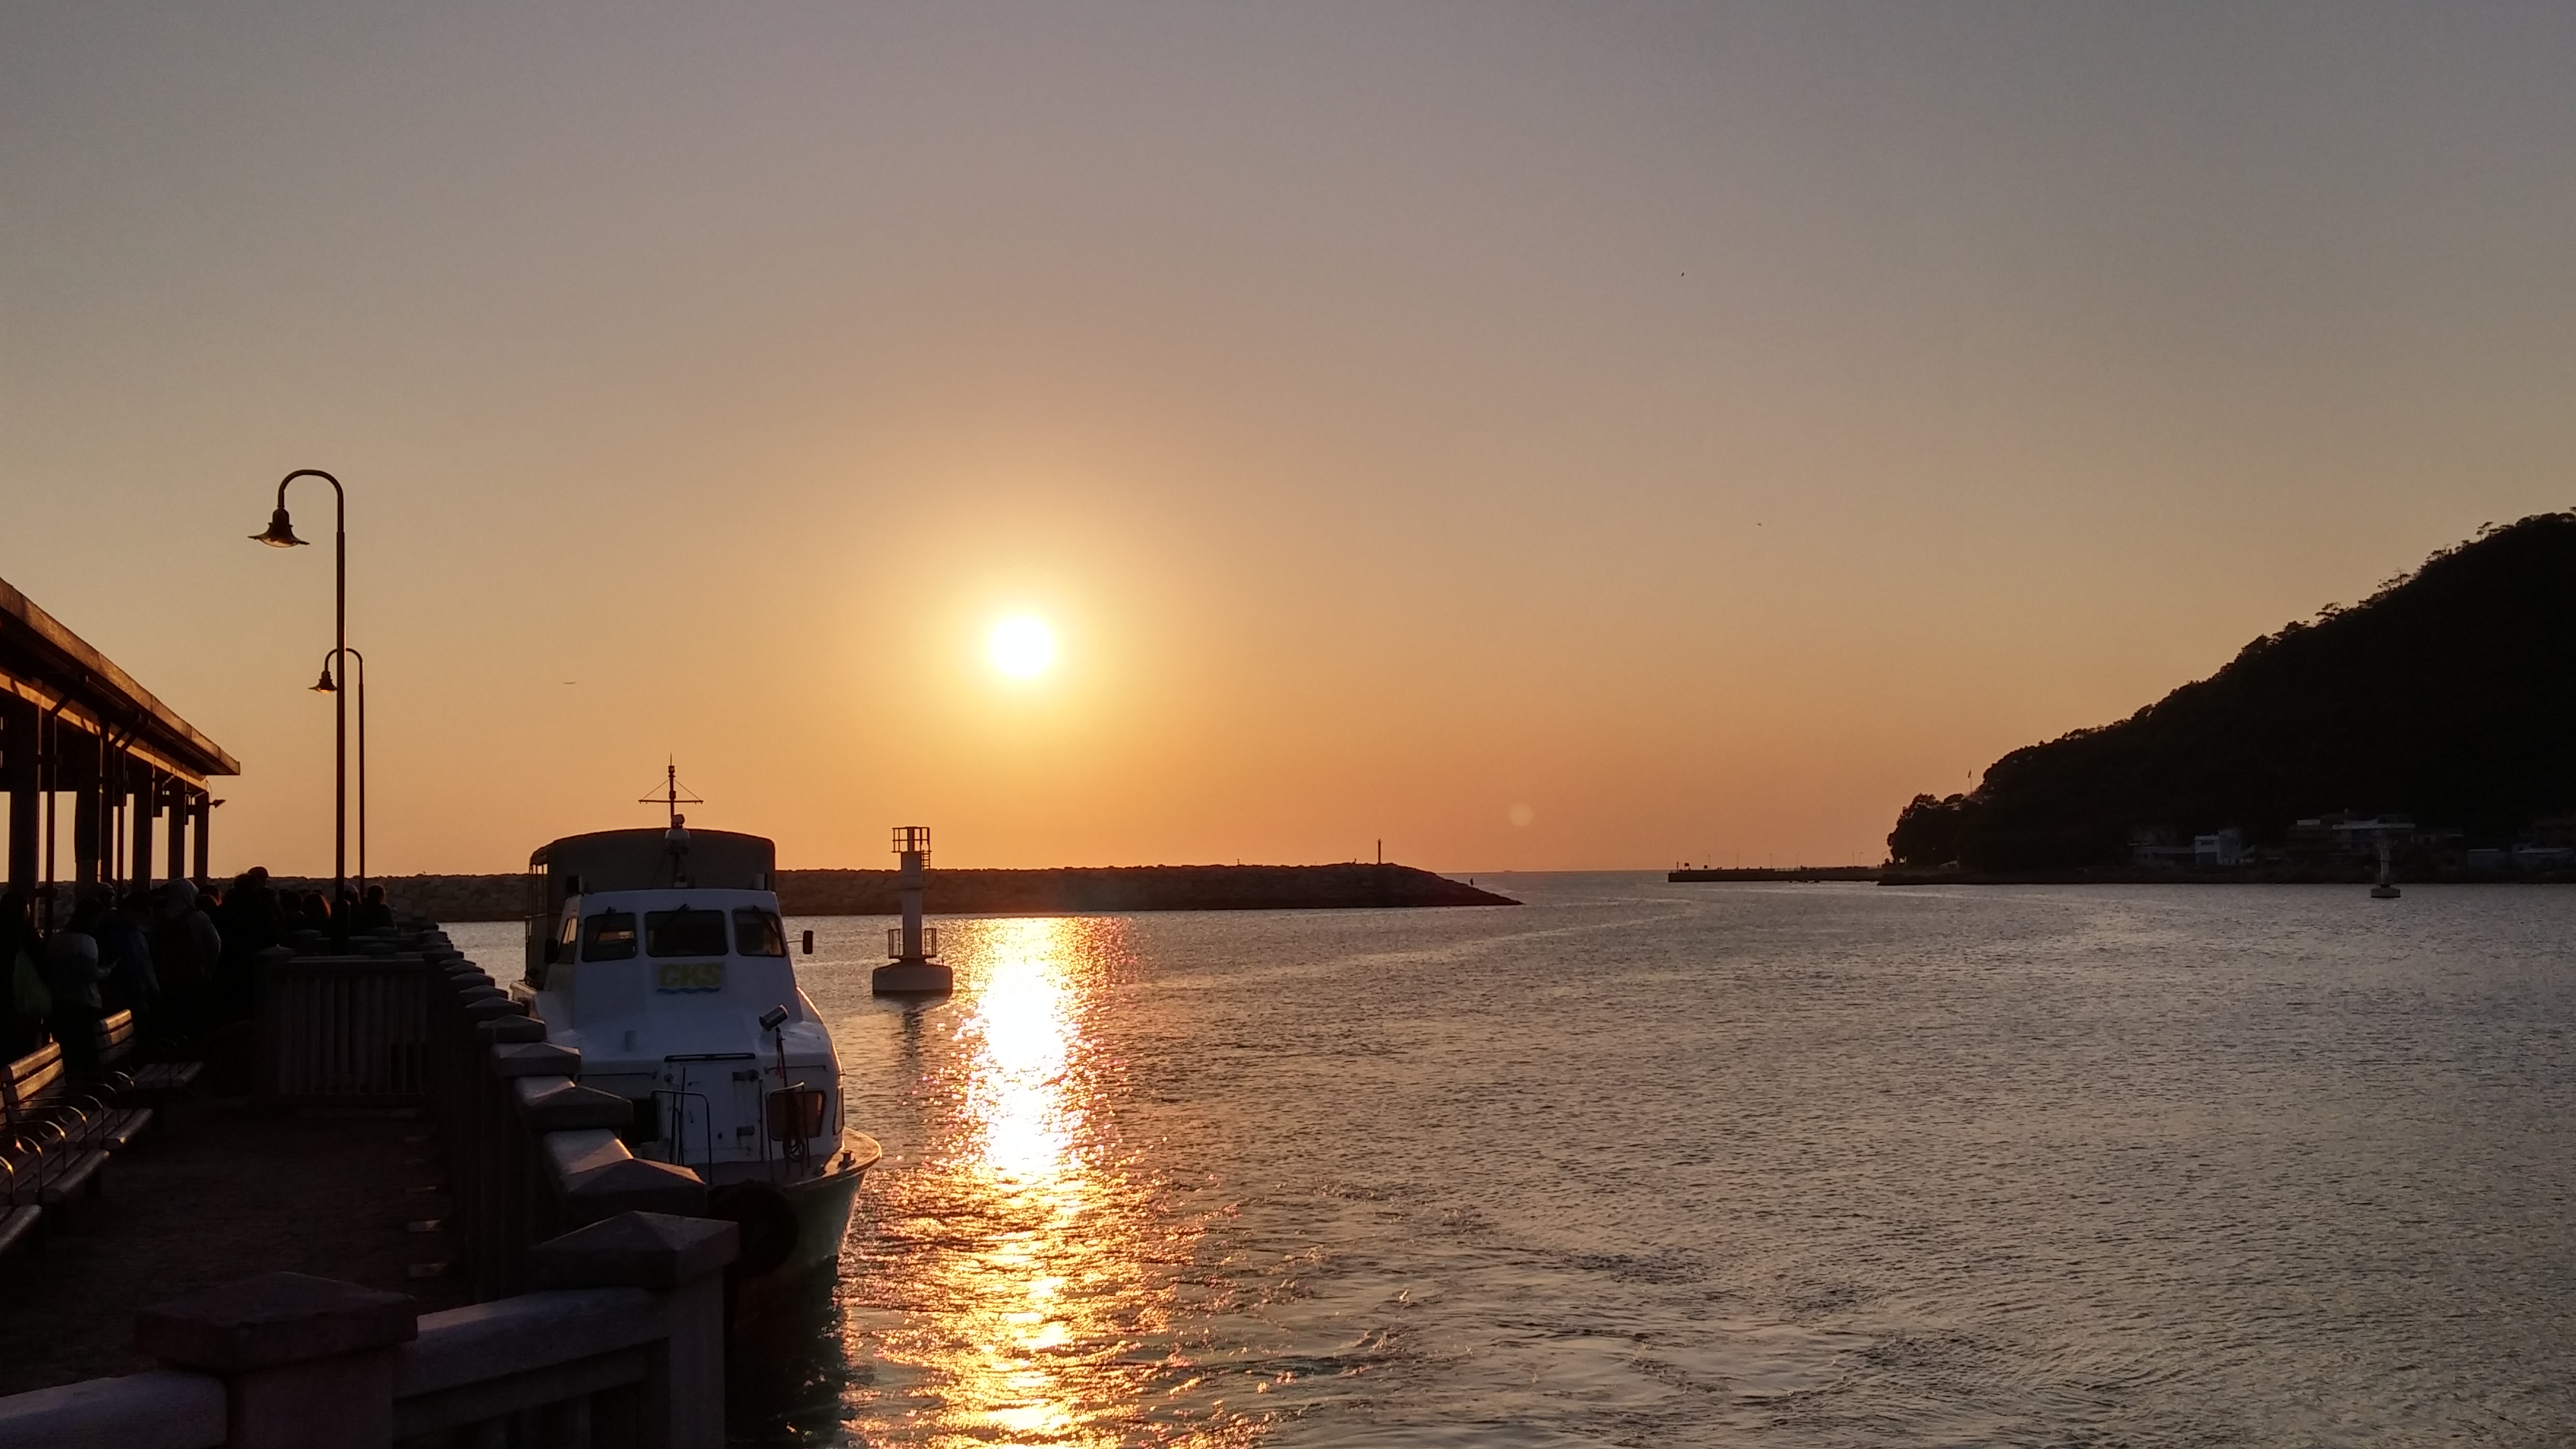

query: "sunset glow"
left=11, top=9, right=2573, bottom=876
left=987, top=616, right=1058, bottom=681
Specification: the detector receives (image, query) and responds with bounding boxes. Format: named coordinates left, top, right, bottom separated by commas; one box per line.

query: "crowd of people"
left=0, top=872, right=399, bottom=1072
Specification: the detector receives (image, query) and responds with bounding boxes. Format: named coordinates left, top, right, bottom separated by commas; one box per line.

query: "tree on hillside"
left=1895, top=513, right=2576, bottom=870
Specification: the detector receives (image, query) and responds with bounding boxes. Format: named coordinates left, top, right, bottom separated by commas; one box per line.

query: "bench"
left=0, top=1119, right=103, bottom=1209
left=0, top=1203, right=36, bottom=1255
left=3, top=1041, right=150, bottom=1152
left=92, top=1009, right=202, bottom=1103
left=0, top=1154, right=38, bottom=1255
left=94, top=1011, right=203, bottom=1100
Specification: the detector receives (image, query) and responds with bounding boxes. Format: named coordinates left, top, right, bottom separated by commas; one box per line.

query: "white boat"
left=513, top=819, right=878, bottom=1315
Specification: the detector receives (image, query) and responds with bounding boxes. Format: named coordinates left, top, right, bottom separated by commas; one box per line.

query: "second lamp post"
left=312, top=647, right=365, bottom=890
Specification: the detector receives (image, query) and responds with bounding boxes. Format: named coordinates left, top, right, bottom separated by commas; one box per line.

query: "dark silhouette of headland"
left=1887, top=513, right=2576, bottom=877
left=307, top=863, right=1516, bottom=922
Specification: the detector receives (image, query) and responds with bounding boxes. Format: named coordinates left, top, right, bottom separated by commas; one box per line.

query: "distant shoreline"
left=1668, top=866, right=2576, bottom=887
left=1873, top=867, right=2576, bottom=887
left=268, top=863, right=1518, bottom=922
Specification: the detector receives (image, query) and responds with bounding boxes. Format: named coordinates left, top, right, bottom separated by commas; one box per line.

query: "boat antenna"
left=637, top=757, right=703, bottom=829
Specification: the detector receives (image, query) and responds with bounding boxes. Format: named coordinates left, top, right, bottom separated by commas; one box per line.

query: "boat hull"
left=719, top=1130, right=879, bottom=1328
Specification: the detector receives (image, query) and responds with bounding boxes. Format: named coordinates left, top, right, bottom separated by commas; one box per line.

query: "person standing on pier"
left=101, top=893, right=159, bottom=1016
left=215, top=868, right=281, bottom=1020
left=152, top=878, right=222, bottom=1040
left=44, top=894, right=108, bottom=1074
left=1, top=892, right=45, bottom=1059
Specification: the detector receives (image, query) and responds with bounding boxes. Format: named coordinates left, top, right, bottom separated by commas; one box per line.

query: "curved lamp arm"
left=251, top=468, right=342, bottom=546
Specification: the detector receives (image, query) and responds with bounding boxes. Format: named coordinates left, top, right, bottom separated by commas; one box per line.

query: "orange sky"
left=6, top=4, right=2574, bottom=875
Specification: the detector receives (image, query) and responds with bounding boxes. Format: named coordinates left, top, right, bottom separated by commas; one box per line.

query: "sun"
left=987, top=615, right=1058, bottom=679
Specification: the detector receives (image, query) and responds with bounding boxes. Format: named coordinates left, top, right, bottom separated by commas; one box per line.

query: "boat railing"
left=650, top=1087, right=714, bottom=1170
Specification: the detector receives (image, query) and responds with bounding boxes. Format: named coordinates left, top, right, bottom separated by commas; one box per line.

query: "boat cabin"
left=515, top=827, right=840, bottom=1175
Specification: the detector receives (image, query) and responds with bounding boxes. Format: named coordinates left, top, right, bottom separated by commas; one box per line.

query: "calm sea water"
left=456, top=876, right=2576, bottom=1446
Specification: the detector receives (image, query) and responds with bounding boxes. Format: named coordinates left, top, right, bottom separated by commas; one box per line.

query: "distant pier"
left=313, top=861, right=1520, bottom=921
left=1669, top=866, right=1881, bottom=882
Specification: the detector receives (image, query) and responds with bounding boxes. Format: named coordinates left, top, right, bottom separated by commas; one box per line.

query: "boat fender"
left=708, top=1182, right=800, bottom=1279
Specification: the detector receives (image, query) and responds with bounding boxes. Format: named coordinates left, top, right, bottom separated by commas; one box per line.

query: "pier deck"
left=0, top=1095, right=466, bottom=1394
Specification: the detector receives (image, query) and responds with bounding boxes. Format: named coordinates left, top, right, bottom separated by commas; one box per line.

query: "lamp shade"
left=311, top=667, right=338, bottom=694
left=251, top=507, right=307, bottom=547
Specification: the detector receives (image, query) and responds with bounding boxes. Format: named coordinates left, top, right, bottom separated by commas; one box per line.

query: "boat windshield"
left=583, top=911, right=638, bottom=961
left=646, top=908, right=729, bottom=957
left=734, top=908, right=786, bottom=957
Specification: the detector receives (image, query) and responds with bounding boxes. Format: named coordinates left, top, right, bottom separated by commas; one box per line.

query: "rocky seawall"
left=271, top=863, right=1516, bottom=922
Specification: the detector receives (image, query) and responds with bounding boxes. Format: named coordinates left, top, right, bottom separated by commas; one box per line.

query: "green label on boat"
left=655, top=961, right=724, bottom=993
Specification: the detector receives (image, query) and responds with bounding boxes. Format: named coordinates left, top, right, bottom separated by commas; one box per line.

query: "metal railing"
left=256, top=941, right=435, bottom=1105
left=885, top=924, right=941, bottom=959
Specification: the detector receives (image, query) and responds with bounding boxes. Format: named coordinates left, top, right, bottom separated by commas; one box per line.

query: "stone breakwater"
left=277, top=863, right=1516, bottom=922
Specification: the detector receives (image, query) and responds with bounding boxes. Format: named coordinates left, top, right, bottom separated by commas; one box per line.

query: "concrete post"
left=559, top=1155, right=708, bottom=1227
left=164, top=780, right=186, bottom=884
left=190, top=794, right=209, bottom=886
left=1, top=694, right=34, bottom=899
left=510, top=1079, right=629, bottom=1270
left=250, top=946, right=295, bottom=1099
left=129, top=765, right=154, bottom=892
left=69, top=728, right=99, bottom=889
left=481, top=1040, right=575, bottom=1295
left=525, top=1213, right=737, bottom=1449
left=135, top=1272, right=417, bottom=1449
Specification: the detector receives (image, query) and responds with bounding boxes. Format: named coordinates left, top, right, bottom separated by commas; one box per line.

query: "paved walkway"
left=0, top=1097, right=468, bottom=1395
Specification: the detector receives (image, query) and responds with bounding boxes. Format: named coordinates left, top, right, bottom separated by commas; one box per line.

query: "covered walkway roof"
left=0, top=574, right=237, bottom=786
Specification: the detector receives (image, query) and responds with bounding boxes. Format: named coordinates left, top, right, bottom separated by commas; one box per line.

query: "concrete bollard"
left=511, top=1078, right=630, bottom=1256
left=135, top=1273, right=417, bottom=1449
left=526, top=1214, right=737, bottom=1449
left=561, top=1157, right=708, bottom=1227
left=482, top=1043, right=580, bottom=1294
left=459, top=1022, right=547, bottom=1286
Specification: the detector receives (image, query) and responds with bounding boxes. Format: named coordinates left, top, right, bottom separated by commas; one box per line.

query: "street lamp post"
left=252, top=469, right=347, bottom=941
left=311, top=647, right=366, bottom=890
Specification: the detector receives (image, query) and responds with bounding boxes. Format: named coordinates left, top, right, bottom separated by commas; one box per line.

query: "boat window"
left=734, top=908, right=787, bottom=957
left=583, top=911, right=638, bottom=961
left=646, top=908, right=729, bottom=957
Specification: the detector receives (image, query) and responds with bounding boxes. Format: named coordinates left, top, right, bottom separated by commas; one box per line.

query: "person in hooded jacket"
left=1, top=891, right=45, bottom=1059
left=215, top=868, right=283, bottom=1022
left=101, top=890, right=160, bottom=1016
left=152, top=877, right=224, bottom=1040
left=45, top=893, right=109, bottom=1074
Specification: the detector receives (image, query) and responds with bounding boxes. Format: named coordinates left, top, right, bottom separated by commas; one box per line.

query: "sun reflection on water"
left=842, top=916, right=1260, bottom=1448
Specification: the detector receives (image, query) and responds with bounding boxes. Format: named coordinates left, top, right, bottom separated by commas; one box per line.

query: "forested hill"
left=1889, top=513, right=2576, bottom=871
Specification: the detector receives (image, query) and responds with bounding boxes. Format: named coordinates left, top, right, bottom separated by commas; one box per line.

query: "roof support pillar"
left=69, top=724, right=101, bottom=892
left=131, top=763, right=155, bottom=893
left=167, top=781, right=188, bottom=884
left=2, top=694, right=33, bottom=900
left=192, top=794, right=211, bottom=886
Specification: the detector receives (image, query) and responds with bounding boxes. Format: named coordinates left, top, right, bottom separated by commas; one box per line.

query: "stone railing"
left=0, top=926, right=742, bottom=1447
left=0, top=1209, right=735, bottom=1449
left=416, top=928, right=707, bottom=1299
left=262, top=923, right=710, bottom=1294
